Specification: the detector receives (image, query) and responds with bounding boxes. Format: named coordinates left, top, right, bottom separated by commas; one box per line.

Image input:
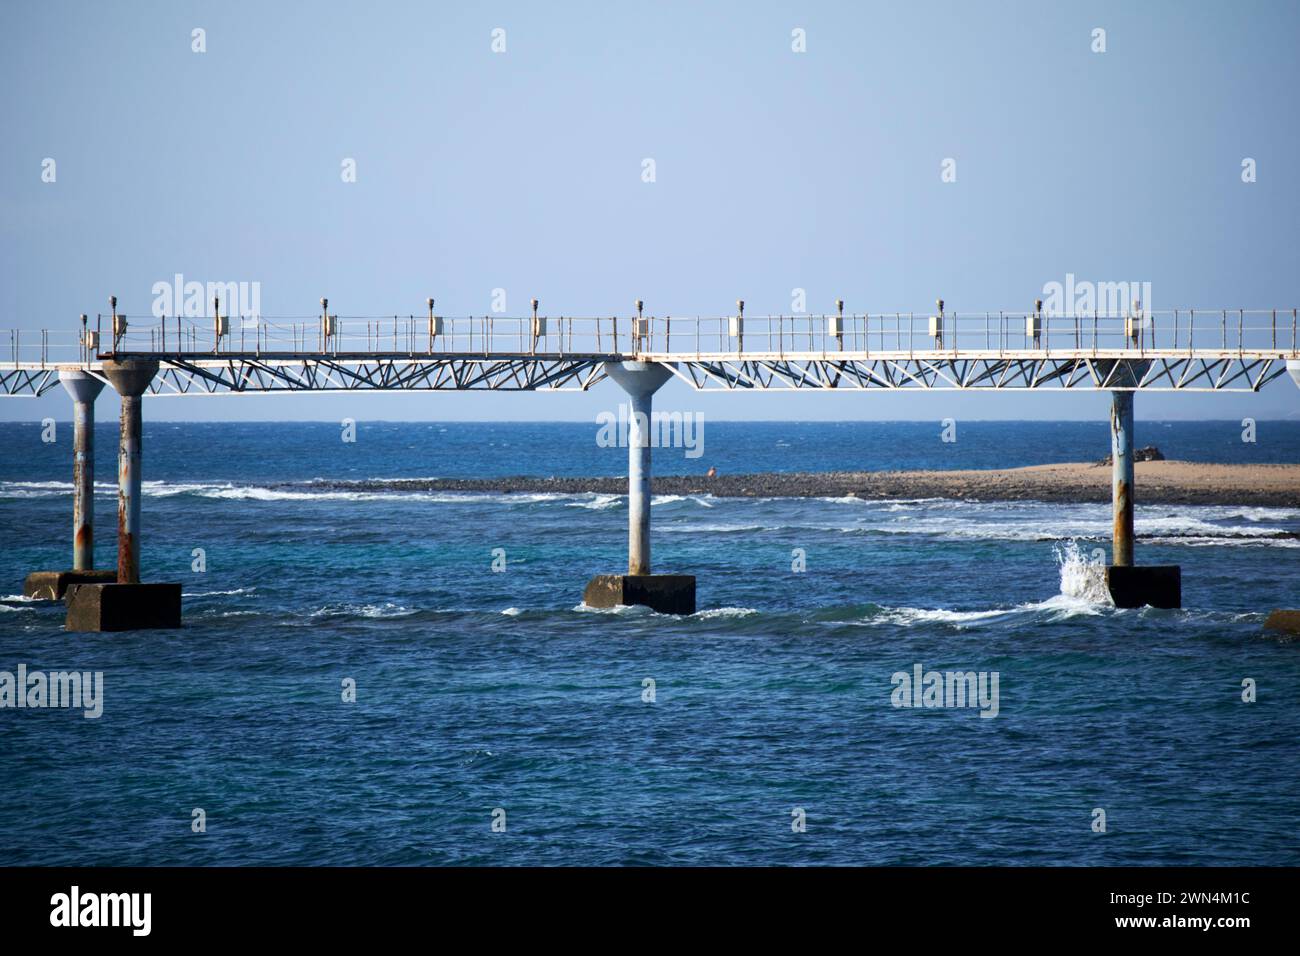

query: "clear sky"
left=2, top=0, right=1297, bottom=421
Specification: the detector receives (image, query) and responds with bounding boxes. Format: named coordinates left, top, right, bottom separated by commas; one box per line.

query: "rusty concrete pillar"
left=1111, top=390, right=1135, bottom=567
left=59, top=370, right=106, bottom=570
left=603, top=361, right=674, bottom=575
left=102, top=360, right=159, bottom=584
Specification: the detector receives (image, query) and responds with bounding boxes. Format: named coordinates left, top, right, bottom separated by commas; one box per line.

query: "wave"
left=1146, top=536, right=1300, bottom=548
left=308, top=602, right=417, bottom=619
left=692, top=606, right=759, bottom=620
left=656, top=503, right=1298, bottom=547
left=1054, top=540, right=1113, bottom=605
left=3, top=479, right=1293, bottom=550
left=566, top=494, right=621, bottom=511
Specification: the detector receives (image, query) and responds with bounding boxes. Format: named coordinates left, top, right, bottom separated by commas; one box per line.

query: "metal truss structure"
left=0, top=366, right=62, bottom=397
left=0, top=355, right=611, bottom=396
left=0, top=351, right=1292, bottom=397
left=658, top=352, right=1291, bottom=392
left=146, top=354, right=610, bottom=395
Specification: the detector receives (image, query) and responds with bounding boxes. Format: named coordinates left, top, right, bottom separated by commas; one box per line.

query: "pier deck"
left=3, top=307, right=1297, bottom=395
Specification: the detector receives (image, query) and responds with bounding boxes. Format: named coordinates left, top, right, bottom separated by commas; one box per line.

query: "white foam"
left=874, top=606, right=1010, bottom=626
left=310, top=602, right=416, bottom=619
left=566, top=494, right=621, bottom=511
left=573, top=601, right=652, bottom=616
left=1055, top=540, right=1113, bottom=605
left=692, top=606, right=758, bottom=619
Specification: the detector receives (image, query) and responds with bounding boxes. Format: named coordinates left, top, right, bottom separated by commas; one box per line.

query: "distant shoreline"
left=318, top=460, right=1300, bottom=508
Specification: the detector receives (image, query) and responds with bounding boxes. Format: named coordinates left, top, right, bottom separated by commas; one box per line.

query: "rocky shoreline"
left=313, top=460, right=1300, bottom=508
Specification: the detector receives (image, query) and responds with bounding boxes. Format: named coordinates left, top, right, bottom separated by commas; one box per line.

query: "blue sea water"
left=1, top=420, right=1298, bottom=866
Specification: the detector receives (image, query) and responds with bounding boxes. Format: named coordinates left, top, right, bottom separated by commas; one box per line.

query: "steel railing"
left=2, top=309, right=1298, bottom=366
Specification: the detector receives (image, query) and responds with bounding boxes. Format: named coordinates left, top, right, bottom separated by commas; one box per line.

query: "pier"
left=3, top=299, right=1298, bottom=628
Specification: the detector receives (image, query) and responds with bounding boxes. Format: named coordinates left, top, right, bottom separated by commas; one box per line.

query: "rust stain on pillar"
left=59, top=369, right=106, bottom=572
left=116, top=393, right=143, bottom=583
left=102, top=361, right=158, bottom=585
left=1111, top=390, right=1135, bottom=567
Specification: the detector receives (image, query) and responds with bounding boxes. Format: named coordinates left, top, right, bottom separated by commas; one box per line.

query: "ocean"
left=1, top=420, right=1298, bottom=865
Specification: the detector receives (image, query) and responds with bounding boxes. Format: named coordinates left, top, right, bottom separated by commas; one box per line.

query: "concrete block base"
left=64, top=582, right=182, bottom=632
left=23, top=570, right=118, bottom=601
left=1264, top=610, right=1300, bottom=635
left=583, top=574, right=696, bottom=616
left=1105, top=565, right=1181, bottom=609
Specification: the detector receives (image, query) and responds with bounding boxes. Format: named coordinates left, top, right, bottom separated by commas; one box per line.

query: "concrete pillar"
left=1100, top=384, right=1180, bottom=608
left=21, top=369, right=116, bottom=600
left=64, top=358, right=180, bottom=631
left=582, top=360, right=695, bottom=614
left=1110, top=390, right=1135, bottom=567
left=102, top=361, right=158, bottom=585
left=604, top=361, right=673, bottom=574
left=59, top=370, right=106, bottom=570
left=1288, top=359, right=1300, bottom=389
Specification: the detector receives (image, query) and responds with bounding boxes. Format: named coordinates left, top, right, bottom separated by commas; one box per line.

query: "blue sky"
left=2, top=0, right=1297, bottom=421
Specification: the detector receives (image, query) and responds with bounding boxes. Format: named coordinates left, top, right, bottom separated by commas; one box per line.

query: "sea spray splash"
left=1054, top=540, right=1113, bottom=605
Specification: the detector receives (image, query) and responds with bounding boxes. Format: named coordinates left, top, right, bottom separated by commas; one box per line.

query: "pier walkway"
left=2, top=301, right=1297, bottom=396
left=3, top=298, right=1298, bottom=629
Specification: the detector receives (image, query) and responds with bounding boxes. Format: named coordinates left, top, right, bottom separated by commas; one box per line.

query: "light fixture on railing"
left=213, top=297, right=229, bottom=352
left=930, top=298, right=944, bottom=348
left=530, top=298, right=544, bottom=353
left=80, top=313, right=98, bottom=357
left=1027, top=298, right=1043, bottom=348
left=426, top=298, right=442, bottom=351
left=1125, top=298, right=1143, bottom=347
left=321, top=298, right=336, bottom=349
left=110, top=295, right=127, bottom=346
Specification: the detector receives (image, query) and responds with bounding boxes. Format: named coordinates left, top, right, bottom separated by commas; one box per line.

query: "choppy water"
left=1, top=421, right=1298, bottom=865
